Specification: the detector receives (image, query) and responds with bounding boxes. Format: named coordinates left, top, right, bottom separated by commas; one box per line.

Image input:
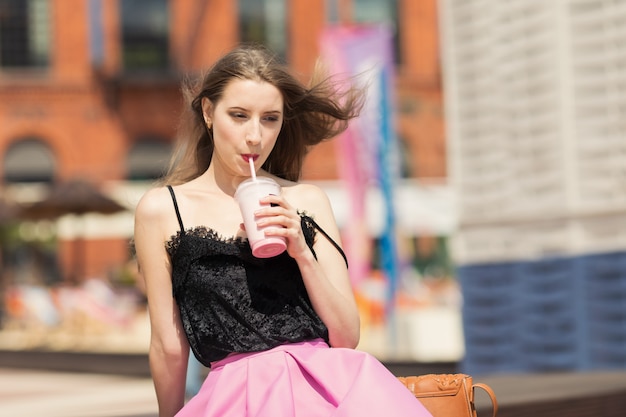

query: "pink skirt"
left=176, top=339, right=432, bottom=417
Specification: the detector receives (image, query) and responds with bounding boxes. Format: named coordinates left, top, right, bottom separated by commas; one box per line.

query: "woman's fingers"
left=257, top=195, right=296, bottom=221
left=256, top=195, right=306, bottom=245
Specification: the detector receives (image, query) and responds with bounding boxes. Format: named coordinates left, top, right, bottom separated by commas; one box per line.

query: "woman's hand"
left=254, top=194, right=310, bottom=260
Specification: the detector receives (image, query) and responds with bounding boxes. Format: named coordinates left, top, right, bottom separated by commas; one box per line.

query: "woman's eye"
left=231, top=112, right=247, bottom=119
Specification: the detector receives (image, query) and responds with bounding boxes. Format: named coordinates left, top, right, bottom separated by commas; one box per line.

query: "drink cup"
left=235, top=177, right=287, bottom=258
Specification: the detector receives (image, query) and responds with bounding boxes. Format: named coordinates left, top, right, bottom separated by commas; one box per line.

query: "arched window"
left=3, top=137, right=55, bottom=183
left=127, top=137, right=172, bottom=181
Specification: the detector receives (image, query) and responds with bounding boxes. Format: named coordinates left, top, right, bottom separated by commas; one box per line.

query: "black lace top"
left=165, top=186, right=347, bottom=367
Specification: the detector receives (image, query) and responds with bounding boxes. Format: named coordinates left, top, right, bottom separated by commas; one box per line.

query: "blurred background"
left=0, top=0, right=625, bottom=386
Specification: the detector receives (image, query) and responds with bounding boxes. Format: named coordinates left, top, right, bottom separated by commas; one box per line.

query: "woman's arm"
left=261, top=184, right=360, bottom=348
left=134, top=187, right=189, bottom=417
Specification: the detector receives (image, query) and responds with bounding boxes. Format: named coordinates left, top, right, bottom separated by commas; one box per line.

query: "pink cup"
left=235, top=177, right=287, bottom=258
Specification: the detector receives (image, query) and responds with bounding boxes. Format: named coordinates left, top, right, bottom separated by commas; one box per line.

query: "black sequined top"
left=165, top=186, right=346, bottom=367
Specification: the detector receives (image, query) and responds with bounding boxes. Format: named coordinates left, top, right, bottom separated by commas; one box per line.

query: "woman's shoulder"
left=281, top=181, right=332, bottom=213
left=135, top=185, right=175, bottom=222
left=282, top=180, right=325, bottom=193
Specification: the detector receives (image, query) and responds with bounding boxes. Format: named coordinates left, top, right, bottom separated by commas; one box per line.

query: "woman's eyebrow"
left=227, top=106, right=282, bottom=115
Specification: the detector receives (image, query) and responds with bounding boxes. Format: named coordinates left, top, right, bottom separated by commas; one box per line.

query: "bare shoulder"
left=282, top=182, right=342, bottom=238
left=134, top=185, right=183, bottom=250
left=282, top=182, right=332, bottom=214
left=135, top=186, right=173, bottom=223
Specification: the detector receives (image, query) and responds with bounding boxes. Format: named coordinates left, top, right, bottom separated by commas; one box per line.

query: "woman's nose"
left=246, top=121, right=262, bottom=144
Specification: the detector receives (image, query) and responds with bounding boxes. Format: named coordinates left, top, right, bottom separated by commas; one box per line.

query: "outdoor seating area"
left=0, top=279, right=149, bottom=354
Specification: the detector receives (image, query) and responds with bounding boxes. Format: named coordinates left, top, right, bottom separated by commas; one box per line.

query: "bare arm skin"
left=134, top=187, right=189, bottom=417
left=259, top=183, right=360, bottom=348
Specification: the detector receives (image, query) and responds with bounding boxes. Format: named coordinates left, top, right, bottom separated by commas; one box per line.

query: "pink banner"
left=319, top=25, right=396, bottom=290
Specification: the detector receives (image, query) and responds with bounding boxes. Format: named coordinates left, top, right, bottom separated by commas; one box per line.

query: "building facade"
left=440, top=0, right=626, bottom=373
left=0, top=0, right=445, bottom=283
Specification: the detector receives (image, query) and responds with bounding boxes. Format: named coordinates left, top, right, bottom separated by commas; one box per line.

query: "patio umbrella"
left=20, top=179, right=127, bottom=221
left=19, top=179, right=128, bottom=284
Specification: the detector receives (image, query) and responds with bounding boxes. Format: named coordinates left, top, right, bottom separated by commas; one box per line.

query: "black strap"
left=164, top=189, right=347, bottom=267
left=303, top=215, right=348, bottom=268
left=167, top=185, right=185, bottom=233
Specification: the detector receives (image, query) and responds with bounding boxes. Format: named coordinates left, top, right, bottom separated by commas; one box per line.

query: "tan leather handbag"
left=398, top=374, right=498, bottom=417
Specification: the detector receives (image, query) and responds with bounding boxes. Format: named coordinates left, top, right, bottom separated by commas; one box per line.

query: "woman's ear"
left=201, top=97, right=213, bottom=126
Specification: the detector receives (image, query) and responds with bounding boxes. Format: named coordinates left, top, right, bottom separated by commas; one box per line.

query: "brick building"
left=0, top=0, right=446, bottom=284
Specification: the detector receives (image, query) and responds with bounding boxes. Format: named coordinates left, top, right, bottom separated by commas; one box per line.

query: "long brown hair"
left=162, top=44, right=365, bottom=184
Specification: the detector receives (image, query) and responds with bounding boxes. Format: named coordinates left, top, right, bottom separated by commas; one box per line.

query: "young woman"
left=134, top=44, right=432, bottom=417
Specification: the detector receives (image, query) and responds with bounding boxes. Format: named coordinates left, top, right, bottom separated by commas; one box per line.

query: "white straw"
left=249, top=157, right=257, bottom=180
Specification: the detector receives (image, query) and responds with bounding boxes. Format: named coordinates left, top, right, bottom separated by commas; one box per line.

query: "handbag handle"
left=473, top=383, right=498, bottom=417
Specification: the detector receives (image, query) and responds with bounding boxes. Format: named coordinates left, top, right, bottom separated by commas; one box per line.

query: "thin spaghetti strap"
left=167, top=185, right=186, bottom=233
left=303, top=215, right=348, bottom=268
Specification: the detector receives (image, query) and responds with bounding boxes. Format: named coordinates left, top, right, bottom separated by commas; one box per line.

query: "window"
left=3, top=138, right=55, bottom=183
left=397, top=136, right=411, bottom=178
left=352, top=0, right=397, bottom=25
left=120, top=0, right=169, bottom=72
left=239, top=0, right=287, bottom=58
left=127, top=137, right=171, bottom=181
left=326, top=0, right=400, bottom=64
left=0, top=0, right=50, bottom=68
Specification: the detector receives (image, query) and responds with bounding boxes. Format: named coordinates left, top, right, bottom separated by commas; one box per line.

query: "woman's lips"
left=242, top=154, right=258, bottom=162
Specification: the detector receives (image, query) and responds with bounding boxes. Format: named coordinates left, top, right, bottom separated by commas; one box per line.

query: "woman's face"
left=202, top=78, right=284, bottom=178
